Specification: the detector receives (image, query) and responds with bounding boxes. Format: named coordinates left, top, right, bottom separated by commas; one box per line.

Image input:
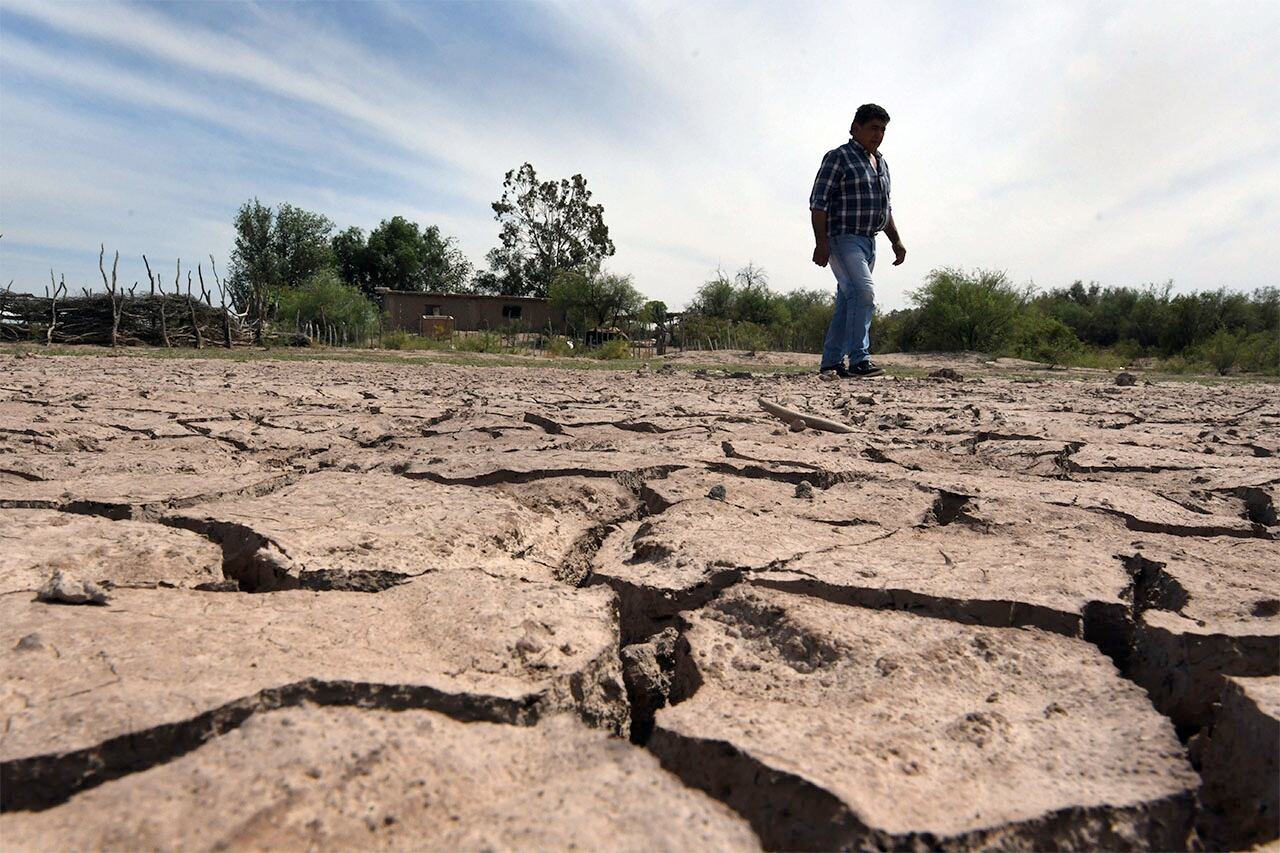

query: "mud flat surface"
left=1, top=350, right=1277, bottom=850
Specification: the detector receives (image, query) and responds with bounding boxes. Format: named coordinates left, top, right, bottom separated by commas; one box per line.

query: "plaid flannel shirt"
left=808, top=139, right=891, bottom=237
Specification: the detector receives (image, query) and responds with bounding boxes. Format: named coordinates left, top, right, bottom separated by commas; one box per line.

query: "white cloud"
left=1, top=0, right=1277, bottom=310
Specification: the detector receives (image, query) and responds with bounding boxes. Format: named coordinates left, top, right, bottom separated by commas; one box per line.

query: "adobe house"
left=375, top=289, right=567, bottom=334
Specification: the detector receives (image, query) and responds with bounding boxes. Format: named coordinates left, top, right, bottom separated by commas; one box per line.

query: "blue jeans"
left=820, top=233, right=876, bottom=369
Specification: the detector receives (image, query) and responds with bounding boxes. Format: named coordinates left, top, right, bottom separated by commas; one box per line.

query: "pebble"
left=36, top=570, right=109, bottom=605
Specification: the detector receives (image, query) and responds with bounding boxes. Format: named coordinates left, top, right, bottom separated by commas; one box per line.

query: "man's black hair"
left=851, top=103, right=890, bottom=132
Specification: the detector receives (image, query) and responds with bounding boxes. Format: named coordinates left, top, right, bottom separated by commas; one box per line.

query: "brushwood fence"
left=0, top=288, right=250, bottom=348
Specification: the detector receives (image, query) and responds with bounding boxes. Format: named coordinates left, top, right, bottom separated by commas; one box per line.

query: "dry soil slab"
left=0, top=570, right=626, bottom=811
left=163, top=471, right=639, bottom=589
left=0, top=509, right=223, bottom=594
left=0, top=446, right=291, bottom=516
left=650, top=586, right=1200, bottom=850
left=591, top=469, right=940, bottom=635
left=0, top=708, right=758, bottom=852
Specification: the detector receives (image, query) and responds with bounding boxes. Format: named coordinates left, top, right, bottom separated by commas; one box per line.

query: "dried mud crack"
left=2, top=352, right=1277, bottom=851
left=1, top=678, right=542, bottom=812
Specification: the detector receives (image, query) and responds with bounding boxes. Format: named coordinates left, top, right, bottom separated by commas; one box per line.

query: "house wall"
left=378, top=291, right=566, bottom=333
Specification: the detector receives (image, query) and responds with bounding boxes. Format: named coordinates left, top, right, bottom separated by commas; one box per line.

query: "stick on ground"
left=758, top=397, right=855, bottom=434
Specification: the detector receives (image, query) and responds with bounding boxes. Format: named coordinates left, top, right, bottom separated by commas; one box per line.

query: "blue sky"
left=1, top=0, right=1277, bottom=310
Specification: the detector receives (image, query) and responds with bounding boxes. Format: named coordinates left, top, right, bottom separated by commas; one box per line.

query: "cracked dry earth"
left=1, top=352, right=1277, bottom=851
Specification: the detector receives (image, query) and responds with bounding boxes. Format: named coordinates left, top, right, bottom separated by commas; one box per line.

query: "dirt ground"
left=1, top=347, right=1277, bottom=851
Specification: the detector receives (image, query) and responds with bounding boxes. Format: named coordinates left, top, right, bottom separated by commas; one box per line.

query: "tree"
left=873, top=307, right=922, bottom=354
left=731, top=263, right=787, bottom=326
left=642, top=299, right=670, bottom=353
left=1201, top=327, right=1241, bottom=375
left=367, top=217, right=472, bottom=294
left=481, top=163, right=614, bottom=298
left=226, top=199, right=335, bottom=342
left=548, top=266, right=643, bottom=335
left=274, top=203, right=335, bottom=287
left=415, top=224, right=474, bottom=293
left=1254, top=286, right=1280, bottom=335
left=689, top=270, right=735, bottom=318
left=331, top=226, right=371, bottom=294
left=332, top=218, right=473, bottom=296
left=227, top=199, right=279, bottom=343
left=640, top=300, right=668, bottom=326
left=687, top=264, right=789, bottom=327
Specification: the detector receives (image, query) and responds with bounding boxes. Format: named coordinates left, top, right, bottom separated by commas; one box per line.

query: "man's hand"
left=810, top=209, right=829, bottom=267
left=884, top=214, right=906, bottom=265
left=812, top=241, right=830, bottom=267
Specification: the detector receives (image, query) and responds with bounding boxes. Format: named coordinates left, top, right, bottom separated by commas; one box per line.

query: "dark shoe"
left=819, top=362, right=852, bottom=378
left=849, top=360, right=885, bottom=377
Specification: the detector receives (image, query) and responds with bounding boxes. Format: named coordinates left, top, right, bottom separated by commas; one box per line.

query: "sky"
left=1, top=0, right=1277, bottom=311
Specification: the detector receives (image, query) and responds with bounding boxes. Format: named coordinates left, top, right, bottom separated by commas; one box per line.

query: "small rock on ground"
left=35, top=571, right=109, bottom=606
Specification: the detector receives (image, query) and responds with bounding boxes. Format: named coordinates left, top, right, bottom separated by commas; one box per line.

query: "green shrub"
left=1036, top=282, right=1277, bottom=358
left=1059, top=347, right=1128, bottom=370
left=678, top=315, right=732, bottom=349
left=276, top=268, right=379, bottom=342
left=1237, top=330, right=1279, bottom=375
left=1155, top=353, right=1209, bottom=374
left=1109, top=338, right=1147, bottom=365
left=591, top=338, right=632, bottom=360
left=380, top=329, right=409, bottom=350
left=378, top=331, right=451, bottom=351
left=873, top=307, right=921, bottom=353
left=455, top=332, right=505, bottom=353
left=1199, top=328, right=1240, bottom=375
left=910, top=268, right=1030, bottom=353
left=727, top=322, right=771, bottom=351
left=550, top=267, right=645, bottom=334
left=689, top=274, right=736, bottom=319
left=1199, top=326, right=1280, bottom=376
left=1008, top=310, right=1083, bottom=366
left=779, top=290, right=835, bottom=353
left=674, top=264, right=1274, bottom=367
left=546, top=335, right=575, bottom=357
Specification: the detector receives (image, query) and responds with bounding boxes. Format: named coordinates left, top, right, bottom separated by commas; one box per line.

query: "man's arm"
left=809, top=150, right=838, bottom=267
left=811, top=209, right=829, bottom=267
left=884, top=213, right=906, bottom=266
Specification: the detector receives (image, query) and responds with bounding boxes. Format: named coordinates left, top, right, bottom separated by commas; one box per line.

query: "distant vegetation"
left=220, top=189, right=1279, bottom=375
left=548, top=265, right=643, bottom=338
left=676, top=264, right=834, bottom=354
left=223, top=161, right=618, bottom=344
left=876, top=272, right=1278, bottom=375
left=476, top=163, right=615, bottom=298
left=670, top=265, right=1276, bottom=375
left=19, top=163, right=1266, bottom=373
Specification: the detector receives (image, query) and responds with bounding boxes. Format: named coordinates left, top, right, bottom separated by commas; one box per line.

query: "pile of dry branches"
left=0, top=248, right=251, bottom=348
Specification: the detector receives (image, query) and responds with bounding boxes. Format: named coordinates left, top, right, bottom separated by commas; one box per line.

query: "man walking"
left=810, top=103, right=906, bottom=378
